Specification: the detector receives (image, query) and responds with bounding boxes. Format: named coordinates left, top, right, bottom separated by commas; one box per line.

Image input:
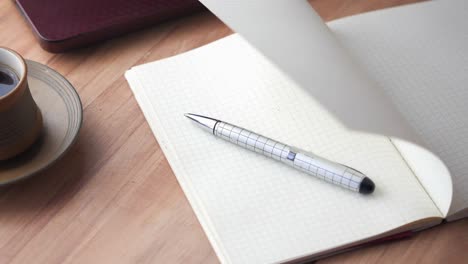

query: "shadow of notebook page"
left=197, top=1, right=454, bottom=221
left=199, top=0, right=459, bottom=219
left=329, top=0, right=468, bottom=219
left=199, top=0, right=418, bottom=143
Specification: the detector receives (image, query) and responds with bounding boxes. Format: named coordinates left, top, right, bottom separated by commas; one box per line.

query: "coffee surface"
left=0, top=65, right=19, bottom=97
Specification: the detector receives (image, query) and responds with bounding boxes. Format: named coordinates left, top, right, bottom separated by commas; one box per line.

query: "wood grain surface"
left=0, top=0, right=467, bottom=263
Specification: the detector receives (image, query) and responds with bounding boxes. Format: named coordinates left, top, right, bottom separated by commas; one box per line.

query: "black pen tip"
left=359, top=177, right=375, bottom=194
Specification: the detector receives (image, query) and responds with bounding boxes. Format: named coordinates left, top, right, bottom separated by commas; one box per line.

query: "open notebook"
left=125, top=1, right=468, bottom=263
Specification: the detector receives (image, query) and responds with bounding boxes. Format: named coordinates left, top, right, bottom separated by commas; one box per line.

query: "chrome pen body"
left=185, top=113, right=375, bottom=194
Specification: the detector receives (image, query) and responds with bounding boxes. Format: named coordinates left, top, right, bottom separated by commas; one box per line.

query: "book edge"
left=125, top=69, right=232, bottom=264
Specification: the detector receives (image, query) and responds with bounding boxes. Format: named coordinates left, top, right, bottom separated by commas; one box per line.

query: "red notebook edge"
left=285, top=231, right=415, bottom=264
left=14, top=0, right=205, bottom=53
left=289, top=220, right=447, bottom=263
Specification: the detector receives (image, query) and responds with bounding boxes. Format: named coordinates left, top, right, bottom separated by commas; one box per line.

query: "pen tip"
left=184, top=113, right=200, bottom=122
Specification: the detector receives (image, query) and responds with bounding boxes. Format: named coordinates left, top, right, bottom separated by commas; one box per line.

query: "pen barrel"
left=290, top=152, right=365, bottom=192
left=214, top=121, right=291, bottom=162
left=214, top=122, right=365, bottom=192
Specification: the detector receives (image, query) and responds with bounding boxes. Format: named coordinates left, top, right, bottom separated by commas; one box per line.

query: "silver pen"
left=184, top=113, right=375, bottom=194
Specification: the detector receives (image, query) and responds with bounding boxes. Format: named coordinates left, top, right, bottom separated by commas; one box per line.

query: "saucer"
left=0, top=60, right=82, bottom=185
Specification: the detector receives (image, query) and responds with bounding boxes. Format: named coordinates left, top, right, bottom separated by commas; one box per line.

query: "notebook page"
left=125, top=35, right=439, bottom=263
left=329, top=0, right=468, bottom=218
left=199, top=0, right=417, bottom=142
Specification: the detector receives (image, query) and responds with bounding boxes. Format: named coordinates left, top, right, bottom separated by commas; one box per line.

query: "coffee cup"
left=0, top=47, right=43, bottom=160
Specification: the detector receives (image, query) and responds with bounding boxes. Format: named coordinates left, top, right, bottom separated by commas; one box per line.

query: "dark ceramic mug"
left=0, top=47, right=42, bottom=160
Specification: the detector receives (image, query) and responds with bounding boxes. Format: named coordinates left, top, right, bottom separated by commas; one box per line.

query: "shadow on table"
left=0, top=133, right=92, bottom=214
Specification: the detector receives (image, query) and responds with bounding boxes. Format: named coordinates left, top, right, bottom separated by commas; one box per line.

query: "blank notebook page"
left=330, top=0, right=468, bottom=216
left=126, top=35, right=439, bottom=263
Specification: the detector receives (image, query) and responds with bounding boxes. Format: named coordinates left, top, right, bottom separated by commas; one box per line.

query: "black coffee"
left=0, top=64, right=19, bottom=97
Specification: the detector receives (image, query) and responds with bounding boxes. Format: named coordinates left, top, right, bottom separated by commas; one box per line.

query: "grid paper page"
left=330, top=0, right=468, bottom=217
left=126, top=36, right=440, bottom=264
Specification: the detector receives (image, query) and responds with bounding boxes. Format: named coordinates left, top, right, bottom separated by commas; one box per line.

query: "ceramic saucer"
left=0, top=60, right=82, bottom=185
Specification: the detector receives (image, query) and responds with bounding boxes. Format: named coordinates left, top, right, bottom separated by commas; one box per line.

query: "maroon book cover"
left=15, top=0, right=204, bottom=52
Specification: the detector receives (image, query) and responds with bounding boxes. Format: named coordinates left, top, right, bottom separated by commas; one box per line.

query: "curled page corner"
left=391, top=138, right=452, bottom=217
left=198, top=0, right=454, bottom=214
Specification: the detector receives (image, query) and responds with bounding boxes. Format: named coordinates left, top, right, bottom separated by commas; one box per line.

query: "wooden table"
left=1, top=0, right=467, bottom=263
